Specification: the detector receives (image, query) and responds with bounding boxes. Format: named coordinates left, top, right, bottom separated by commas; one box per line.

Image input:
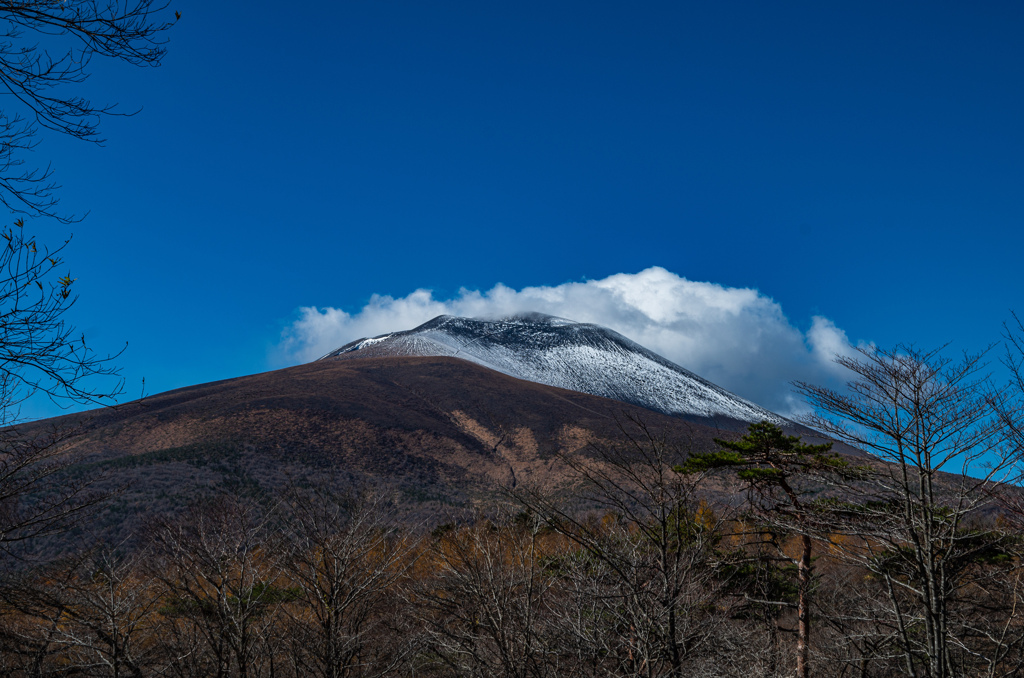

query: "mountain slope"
left=33, top=356, right=749, bottom=552
left=322, top=313, right=787, bottom=426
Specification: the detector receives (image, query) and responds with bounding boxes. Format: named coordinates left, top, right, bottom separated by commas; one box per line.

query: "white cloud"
left=278, top=267, right=860, bottom=417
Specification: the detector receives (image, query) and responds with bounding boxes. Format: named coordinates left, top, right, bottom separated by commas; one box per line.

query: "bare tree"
left=281, top=487, right=415, bottom=678
left=413, top=514, right=560, bottom=678
left=513, top=417, right=736, bottom=678
left=0, top=0, right=175, bottom=560
left=148, top=495, right=292, bottom=678
left=813, top=555, right=923, bottom=677
left=795, top=345, right=1024, bottom=678
left=0, top=1, right=176, bottom=220
left=0, top=220, right=127, bottom=558
left=0, top=542, right=163, bottom=677
left=0, top=557, right=75, bottom=675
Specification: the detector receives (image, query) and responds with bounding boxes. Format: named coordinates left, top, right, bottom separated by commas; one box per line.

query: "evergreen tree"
left=679, top=421, right=848, bottom=678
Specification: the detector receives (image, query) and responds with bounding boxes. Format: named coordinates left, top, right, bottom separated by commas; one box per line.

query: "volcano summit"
left=321, top=313, right=787, bottom=427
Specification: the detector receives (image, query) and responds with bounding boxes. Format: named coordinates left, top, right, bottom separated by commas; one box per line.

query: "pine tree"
left=678, top=421, right=848, bottom=678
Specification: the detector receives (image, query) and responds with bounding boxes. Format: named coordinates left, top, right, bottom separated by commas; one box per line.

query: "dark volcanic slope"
left=66, top=356, right=723, bottom=466
left=43, top=357, right=751, bottom=547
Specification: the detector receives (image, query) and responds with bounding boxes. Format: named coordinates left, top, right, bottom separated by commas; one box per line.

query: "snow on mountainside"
left=318, top=313, right=787, bottom=426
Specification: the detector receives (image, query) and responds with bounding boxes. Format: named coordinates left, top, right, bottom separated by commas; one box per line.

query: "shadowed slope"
left=5, top=355, right=866, bottom=560
left=29, top=357, right=751, bottom=550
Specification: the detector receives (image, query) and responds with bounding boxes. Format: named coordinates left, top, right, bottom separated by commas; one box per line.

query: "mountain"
left=322, top=313, right=788, bottom=427
left=31, top=356, right=747, bottom=552
left=18, top=313, right=842, bottom=553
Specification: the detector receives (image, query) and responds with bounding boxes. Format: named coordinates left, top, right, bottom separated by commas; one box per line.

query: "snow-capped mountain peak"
left=319, top=313, right=786, bottom=425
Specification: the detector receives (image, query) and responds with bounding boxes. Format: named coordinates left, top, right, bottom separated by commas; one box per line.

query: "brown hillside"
left=32, top=356, right=760, bottom=549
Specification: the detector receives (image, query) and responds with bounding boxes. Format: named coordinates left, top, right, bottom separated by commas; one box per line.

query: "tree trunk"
left=796, top=533, right=812, bottom=678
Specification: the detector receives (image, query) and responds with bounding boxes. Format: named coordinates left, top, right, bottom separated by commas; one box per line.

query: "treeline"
left=1, top=430, right=1024, bottom=677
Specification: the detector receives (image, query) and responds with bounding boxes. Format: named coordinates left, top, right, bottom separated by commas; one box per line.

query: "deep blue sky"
left=22, top=1, right=1024, bottom=417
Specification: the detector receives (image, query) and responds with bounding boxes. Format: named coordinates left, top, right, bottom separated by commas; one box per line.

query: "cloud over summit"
left=279, top=267, right=858, bottom=416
